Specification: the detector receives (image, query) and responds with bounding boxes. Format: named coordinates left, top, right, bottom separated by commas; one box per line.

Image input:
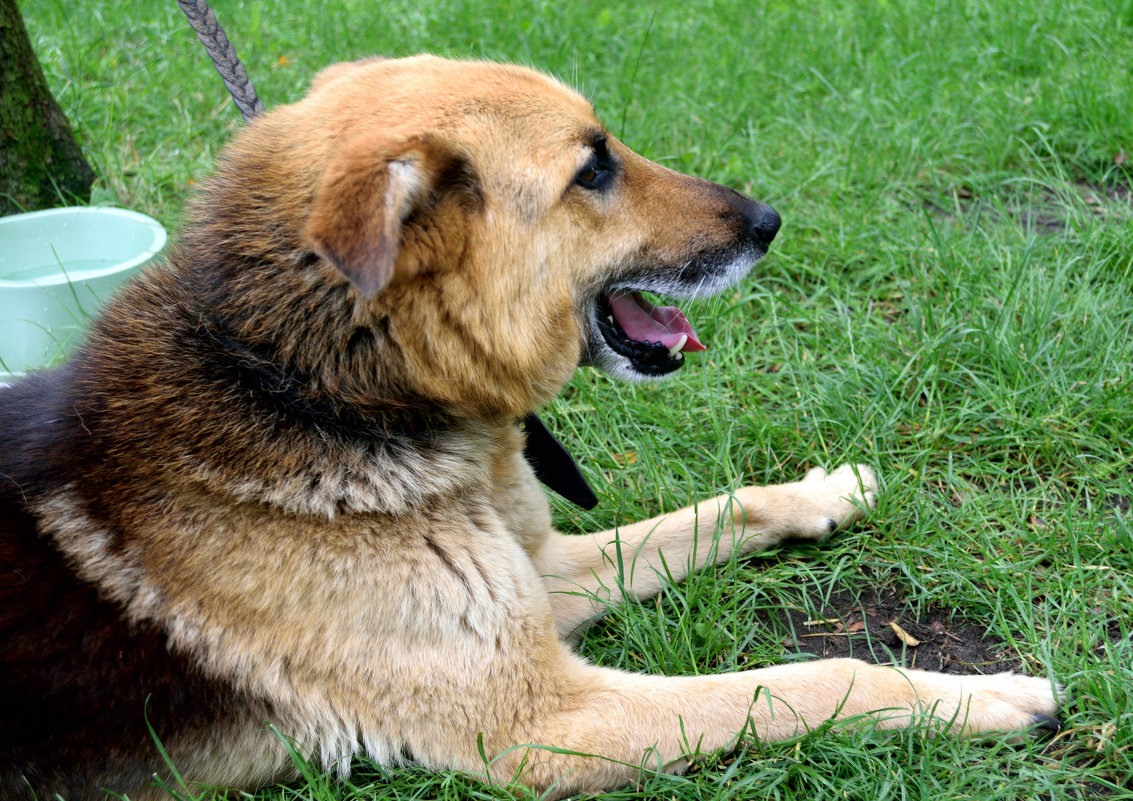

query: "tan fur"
left=0, top=55, right=1058, bottom=801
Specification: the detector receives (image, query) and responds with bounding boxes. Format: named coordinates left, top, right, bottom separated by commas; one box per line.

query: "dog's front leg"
left=492, top=653, right=1058, bottom=799
left=536, top=464, right=878, bottom=637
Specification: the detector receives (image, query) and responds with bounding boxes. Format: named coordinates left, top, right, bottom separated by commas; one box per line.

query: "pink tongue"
left=607, top=291, right=706, bottom=352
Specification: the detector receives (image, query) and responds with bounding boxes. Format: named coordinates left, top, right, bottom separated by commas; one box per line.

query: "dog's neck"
left=193, top=312, right=597, bottom=513
left=124, top=312, right=498, bottom=517
left=199, top=311, right=444, bottom=436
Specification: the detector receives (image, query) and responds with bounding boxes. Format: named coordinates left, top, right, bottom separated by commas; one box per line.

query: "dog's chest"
left=489, top=449, right=555, bottom=556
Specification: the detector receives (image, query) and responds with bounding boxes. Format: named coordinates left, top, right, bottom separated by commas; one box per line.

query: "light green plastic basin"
left=0, top=206, right=166, bottom=379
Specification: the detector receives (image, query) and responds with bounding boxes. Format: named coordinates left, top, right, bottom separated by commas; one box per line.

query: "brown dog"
left=0, top=56, right=1058, bottom=801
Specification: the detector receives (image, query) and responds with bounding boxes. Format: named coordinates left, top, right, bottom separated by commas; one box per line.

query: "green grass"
left=18, top=0, right=1133, bottom=797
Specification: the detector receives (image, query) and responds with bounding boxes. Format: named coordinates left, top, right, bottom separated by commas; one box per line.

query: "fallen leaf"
left=612, top=451, right=638, bottom=465
left=889, top=621, right=921, bottom=646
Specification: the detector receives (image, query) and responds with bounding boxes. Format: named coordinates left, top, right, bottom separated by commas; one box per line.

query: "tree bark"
left=0, top=0, right=95, bottom=215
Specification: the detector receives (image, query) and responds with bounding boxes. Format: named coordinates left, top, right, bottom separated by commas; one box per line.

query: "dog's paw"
left=921, top=672, right=1063, bottom=736
left=789, top=463, right=879, bottom=539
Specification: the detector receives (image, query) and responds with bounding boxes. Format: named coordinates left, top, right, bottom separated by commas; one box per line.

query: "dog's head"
left=196, top=56, right=778, bottom=418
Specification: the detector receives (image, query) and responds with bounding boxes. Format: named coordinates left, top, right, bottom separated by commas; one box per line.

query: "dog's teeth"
left=607, top=315, right=615, bottom=325
left=668, top=334, right=688, bottom=358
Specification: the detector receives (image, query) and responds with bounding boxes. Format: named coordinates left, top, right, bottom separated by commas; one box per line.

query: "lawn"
left=18, top=0, right=1133, bottom=798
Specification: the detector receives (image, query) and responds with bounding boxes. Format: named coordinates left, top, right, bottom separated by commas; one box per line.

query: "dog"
left=0, top=55, right=1059, bottom=801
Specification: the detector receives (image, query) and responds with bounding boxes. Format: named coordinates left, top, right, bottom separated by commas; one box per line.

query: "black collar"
left=521, top=413, right=598, bottom=510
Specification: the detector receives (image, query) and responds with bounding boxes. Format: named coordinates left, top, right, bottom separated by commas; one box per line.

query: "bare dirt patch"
left=771, top=584, right=1025, bottom=674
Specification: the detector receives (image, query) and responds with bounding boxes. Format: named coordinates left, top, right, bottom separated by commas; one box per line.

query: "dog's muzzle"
left=584, top=198, right=780, bottom=380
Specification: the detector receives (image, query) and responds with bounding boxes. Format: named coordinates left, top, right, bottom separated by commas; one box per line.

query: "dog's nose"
left=713, top=185, right=781, bottom=248
left=750, top=203, right=781, bottom=246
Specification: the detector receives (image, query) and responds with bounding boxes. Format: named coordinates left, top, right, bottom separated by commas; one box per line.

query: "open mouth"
left=582, top=232, right=774, bottom=381
left=592, top=290, right=707, bottom=378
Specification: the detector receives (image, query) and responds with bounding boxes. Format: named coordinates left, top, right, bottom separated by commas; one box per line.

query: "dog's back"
left=0, top=369, right=238, bottom=799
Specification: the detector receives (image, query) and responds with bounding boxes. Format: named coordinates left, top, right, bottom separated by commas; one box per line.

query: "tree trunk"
left=0, top=0, right=95, bottom=216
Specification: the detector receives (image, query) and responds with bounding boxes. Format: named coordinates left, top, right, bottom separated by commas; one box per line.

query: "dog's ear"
left=303, top=135, right=448, bottom=300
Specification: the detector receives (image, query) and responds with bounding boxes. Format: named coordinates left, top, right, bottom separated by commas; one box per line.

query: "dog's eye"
left=574, top=162, right=610, bottom=191
left=573, top=135, right=616, bottom=192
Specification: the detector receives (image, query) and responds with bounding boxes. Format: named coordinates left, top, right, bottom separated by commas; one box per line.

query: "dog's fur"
left=0, top=56, right=1058, bottom=801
